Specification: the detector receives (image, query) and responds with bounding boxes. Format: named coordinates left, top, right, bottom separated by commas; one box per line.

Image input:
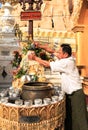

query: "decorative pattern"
left=70, top=0, right=83, bottom=27
left=0, top=97, right=65, bottom=130
left=0, top=0, right=18, bottom=5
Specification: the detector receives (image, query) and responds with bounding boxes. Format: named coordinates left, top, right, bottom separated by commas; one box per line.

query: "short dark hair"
left=60, top=43, right=72, bottom=56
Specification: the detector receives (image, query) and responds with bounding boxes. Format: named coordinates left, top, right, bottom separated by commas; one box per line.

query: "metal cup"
left=15, top=99, right=23, bottom=105
left=34, top=98, right=42, bottom=105
left=43, top=98, right=51, bottom=105
left=24, top=100, right=33, bottom=106
left=51, top=95, right=59, bottom=102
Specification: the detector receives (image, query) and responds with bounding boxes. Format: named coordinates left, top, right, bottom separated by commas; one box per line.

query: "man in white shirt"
left=28, top=43, right=88, bottom=130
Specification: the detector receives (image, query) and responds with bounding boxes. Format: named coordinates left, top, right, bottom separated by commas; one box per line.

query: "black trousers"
left=65, top=89, right=88, bottom=130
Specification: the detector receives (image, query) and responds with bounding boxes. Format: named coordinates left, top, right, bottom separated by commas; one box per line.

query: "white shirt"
left=50, top=56, right=82, bottom=94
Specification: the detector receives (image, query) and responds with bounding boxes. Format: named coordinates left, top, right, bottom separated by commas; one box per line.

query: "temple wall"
left=76, top=0, right=88, bottom=76
left=0, top=0, right=87, bottom=76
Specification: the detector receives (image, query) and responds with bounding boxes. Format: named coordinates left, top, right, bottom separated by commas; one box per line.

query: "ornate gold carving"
left=0, top=97, right=65, bottom=130
left=0, top=0, right=18, bottom=5
left=72, top=25, right=85, bottom=33
left=70, top=0, right=84, bottom=28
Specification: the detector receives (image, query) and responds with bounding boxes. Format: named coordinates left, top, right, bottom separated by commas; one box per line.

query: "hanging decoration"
left=68, top=0, right=73, bottom=15
left=2, top=66, right=7, bottom=78
left=51, top=18, right=54, bottom=28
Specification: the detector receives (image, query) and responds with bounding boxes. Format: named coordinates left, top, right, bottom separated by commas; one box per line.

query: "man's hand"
left=33, top=41, right=55, bottom=54
left=33, top=41, right=40, bottom=48
left=27, top=51, right=36, bottom=60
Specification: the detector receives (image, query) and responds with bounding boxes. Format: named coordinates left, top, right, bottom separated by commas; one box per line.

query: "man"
left=28, top=43, right=88, bottom=130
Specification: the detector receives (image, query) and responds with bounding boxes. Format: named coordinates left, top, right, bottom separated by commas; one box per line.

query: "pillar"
left=72, top=25, right=85, bottom=76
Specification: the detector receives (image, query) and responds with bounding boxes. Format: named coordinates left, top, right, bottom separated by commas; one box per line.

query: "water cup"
left=34, top=98, right=42, bottom=105
left=43, top=98, right=51, bottom=105
left=24, top=100, right=33, bottom=106
left=51, top=95, right=59, bottom=102
left=15, top=99, right=23, bottom=105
